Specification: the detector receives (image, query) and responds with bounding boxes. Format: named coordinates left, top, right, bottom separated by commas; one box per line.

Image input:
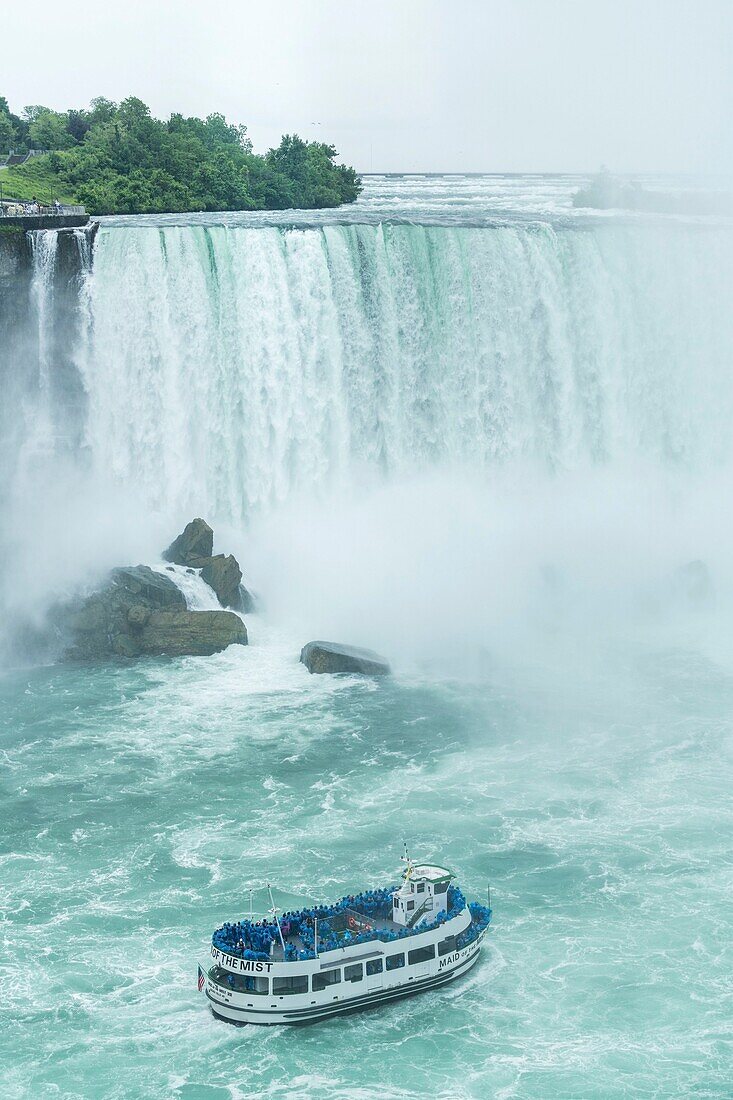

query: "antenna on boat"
left=314, top=915, right=319, bottom=959
left=249, top=887, right=253, bottom=922
left=266, top=882, right=287, bottom=953
left=400, top=840, right=414, bottom=881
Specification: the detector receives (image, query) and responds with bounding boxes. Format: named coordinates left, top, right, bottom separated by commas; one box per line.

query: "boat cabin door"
left=366, top=958, right=383, bottom=992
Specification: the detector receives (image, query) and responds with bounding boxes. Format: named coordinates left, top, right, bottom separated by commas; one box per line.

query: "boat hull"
left=205, top=931, right=485, bottom=1025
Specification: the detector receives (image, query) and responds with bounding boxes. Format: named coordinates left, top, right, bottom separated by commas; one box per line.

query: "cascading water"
left=74, top=220, right=733, bottom=521
left=4, top=209, right=733, bottom=646
left=29, top=230, right=59, bottom=392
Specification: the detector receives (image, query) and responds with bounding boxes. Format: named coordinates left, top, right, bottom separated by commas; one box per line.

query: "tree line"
left=0, top=96, right=361, bottom=214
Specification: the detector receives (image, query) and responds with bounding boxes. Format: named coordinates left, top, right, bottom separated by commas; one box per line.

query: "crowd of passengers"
left=213, top=885, right=474, bottom=962
left=211, top=900, right=494, bottom=993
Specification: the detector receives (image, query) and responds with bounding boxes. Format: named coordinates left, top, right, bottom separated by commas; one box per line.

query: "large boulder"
left=201, top=554, right=243, bottom=609
left=300, top=641, right=390, bottom=676
left=110, top=566, right=186, bottom=609
left=54, top=564, right=247, bottom=661
left=163, top=518, right=214, bottom=567
left=138, top=610, right=247, bottom=656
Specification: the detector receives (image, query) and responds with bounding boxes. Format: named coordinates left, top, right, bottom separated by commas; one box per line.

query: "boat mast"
left=400, top=840, right=414, bottom=882
left=267, top=882, right=287, bottom=952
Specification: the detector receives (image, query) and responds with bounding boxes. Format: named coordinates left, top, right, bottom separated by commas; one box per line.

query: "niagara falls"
left=2, top=2, right=732, bottom=1098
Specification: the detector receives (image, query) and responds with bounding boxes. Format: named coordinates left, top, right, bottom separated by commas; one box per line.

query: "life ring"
left=347, top=915, right=358, bottom=931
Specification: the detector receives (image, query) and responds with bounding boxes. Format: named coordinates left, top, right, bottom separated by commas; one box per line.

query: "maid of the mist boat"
left=199, top=850, right=492, bottom=1024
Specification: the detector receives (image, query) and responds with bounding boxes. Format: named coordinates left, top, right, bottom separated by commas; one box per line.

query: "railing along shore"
left=0, top=200, right=87, bottom=217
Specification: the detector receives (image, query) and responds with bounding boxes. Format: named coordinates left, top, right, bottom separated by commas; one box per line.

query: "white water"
left=78, top=220, right=733, bottom=524
left=3, top=180, right=733, bottom=660
left=150, top=563, right=221, bottom=611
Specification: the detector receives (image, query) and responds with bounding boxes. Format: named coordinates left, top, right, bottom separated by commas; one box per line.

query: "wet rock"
left=201, top=554, right=243, bottom=609
left=163, top=518, right=214, bottom=567
left=54, top=564, right=246, bottom=661
left=127, top=604, right=151, bottom=628
left=239, top=584, right=256, bottom=614
left=110, top=566, right=186, bottom=609
left=300, top=641, right=390, bottom=676
left=138, top=610, right=247, bottom=656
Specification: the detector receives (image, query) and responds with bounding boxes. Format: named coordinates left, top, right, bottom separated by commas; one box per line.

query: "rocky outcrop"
left=56, top=564, right=246, bottom=660
left=201, top=554, right=243, bottom=609
left=163, top=518, right=214, bottom=567
left=51, top=518, right=256, bottom=662
left=300, top=641, right=390, bottom=676
left=164, top=519, right=256, bottom=611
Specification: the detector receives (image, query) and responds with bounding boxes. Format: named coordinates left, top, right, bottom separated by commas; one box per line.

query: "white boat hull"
left=205, top=926, right=487, bottom=1026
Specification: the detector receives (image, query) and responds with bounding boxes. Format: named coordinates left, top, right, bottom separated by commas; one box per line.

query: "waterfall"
left=2, top=214, right=733, bottom=643
left=75, top=221, right=733, bottom=522
left=29, top=229, right=59, bottom=396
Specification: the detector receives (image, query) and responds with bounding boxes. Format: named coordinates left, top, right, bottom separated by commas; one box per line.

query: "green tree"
left=4, top=95, right=361, bottom=214
left=26, top=107, right=76, bottom=151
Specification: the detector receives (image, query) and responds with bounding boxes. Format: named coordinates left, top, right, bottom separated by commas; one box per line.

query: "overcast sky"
left=4, top=0, right=732, bottom=174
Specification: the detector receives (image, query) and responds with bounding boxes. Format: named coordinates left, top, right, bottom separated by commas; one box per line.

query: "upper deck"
left=212, top=877, right=467, bottom=966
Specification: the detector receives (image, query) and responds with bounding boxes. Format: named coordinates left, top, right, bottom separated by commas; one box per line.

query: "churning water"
left=1, top=176, right=732, bottom=1098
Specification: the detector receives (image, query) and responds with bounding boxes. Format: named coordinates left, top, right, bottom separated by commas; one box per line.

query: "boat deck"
left=267, top=910, right=410, bottom=960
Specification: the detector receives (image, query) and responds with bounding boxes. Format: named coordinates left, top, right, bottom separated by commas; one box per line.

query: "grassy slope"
left=0, top=156, right=78, bottom=205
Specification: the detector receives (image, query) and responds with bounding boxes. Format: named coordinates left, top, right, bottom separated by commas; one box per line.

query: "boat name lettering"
left=210, top=946, right=273, bottom=972
left=438, top=942, right=478, bottom=970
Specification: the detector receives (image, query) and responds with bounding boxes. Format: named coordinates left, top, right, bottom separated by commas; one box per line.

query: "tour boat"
left=200, top=853, right=492, bottom=1025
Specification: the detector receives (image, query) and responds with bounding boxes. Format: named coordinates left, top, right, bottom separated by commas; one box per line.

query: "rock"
left=300, top=641, right=390, bottom=676
left=54, top=563, right=246, bottom=661
left=239, top=584, right=256, bottom=614
left=201, top=554, right=243, bottom=609
left=110, top=566, right=186, bottom=609
left=138, top=610, right=247, bottom=657
left=163, top=518, right=214, bottom=567
left=127, top=604, right=150, bottom=628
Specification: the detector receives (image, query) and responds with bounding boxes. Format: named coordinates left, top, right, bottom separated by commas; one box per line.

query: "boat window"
left=434, top=881, right=448, bottom=894
left=438, top=935, right=456, bottom=956
left=416, top=882, right=425, bottom=893
left=209, top=966, right=269, bottom=994
left=366, top=959, right=383, bottom=976
left=344, top=963, right=363, bottom=983
left=393, top=896, right=400, bottom=907
left=312, top=968, right=341, bottom=992
left=273, top=975, right=308, bottom=996
left=385, top=952, right=405, bottom=971
left=408, top=944, right=435, bottom=965
left=406, top=900, right=415, bottom=911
